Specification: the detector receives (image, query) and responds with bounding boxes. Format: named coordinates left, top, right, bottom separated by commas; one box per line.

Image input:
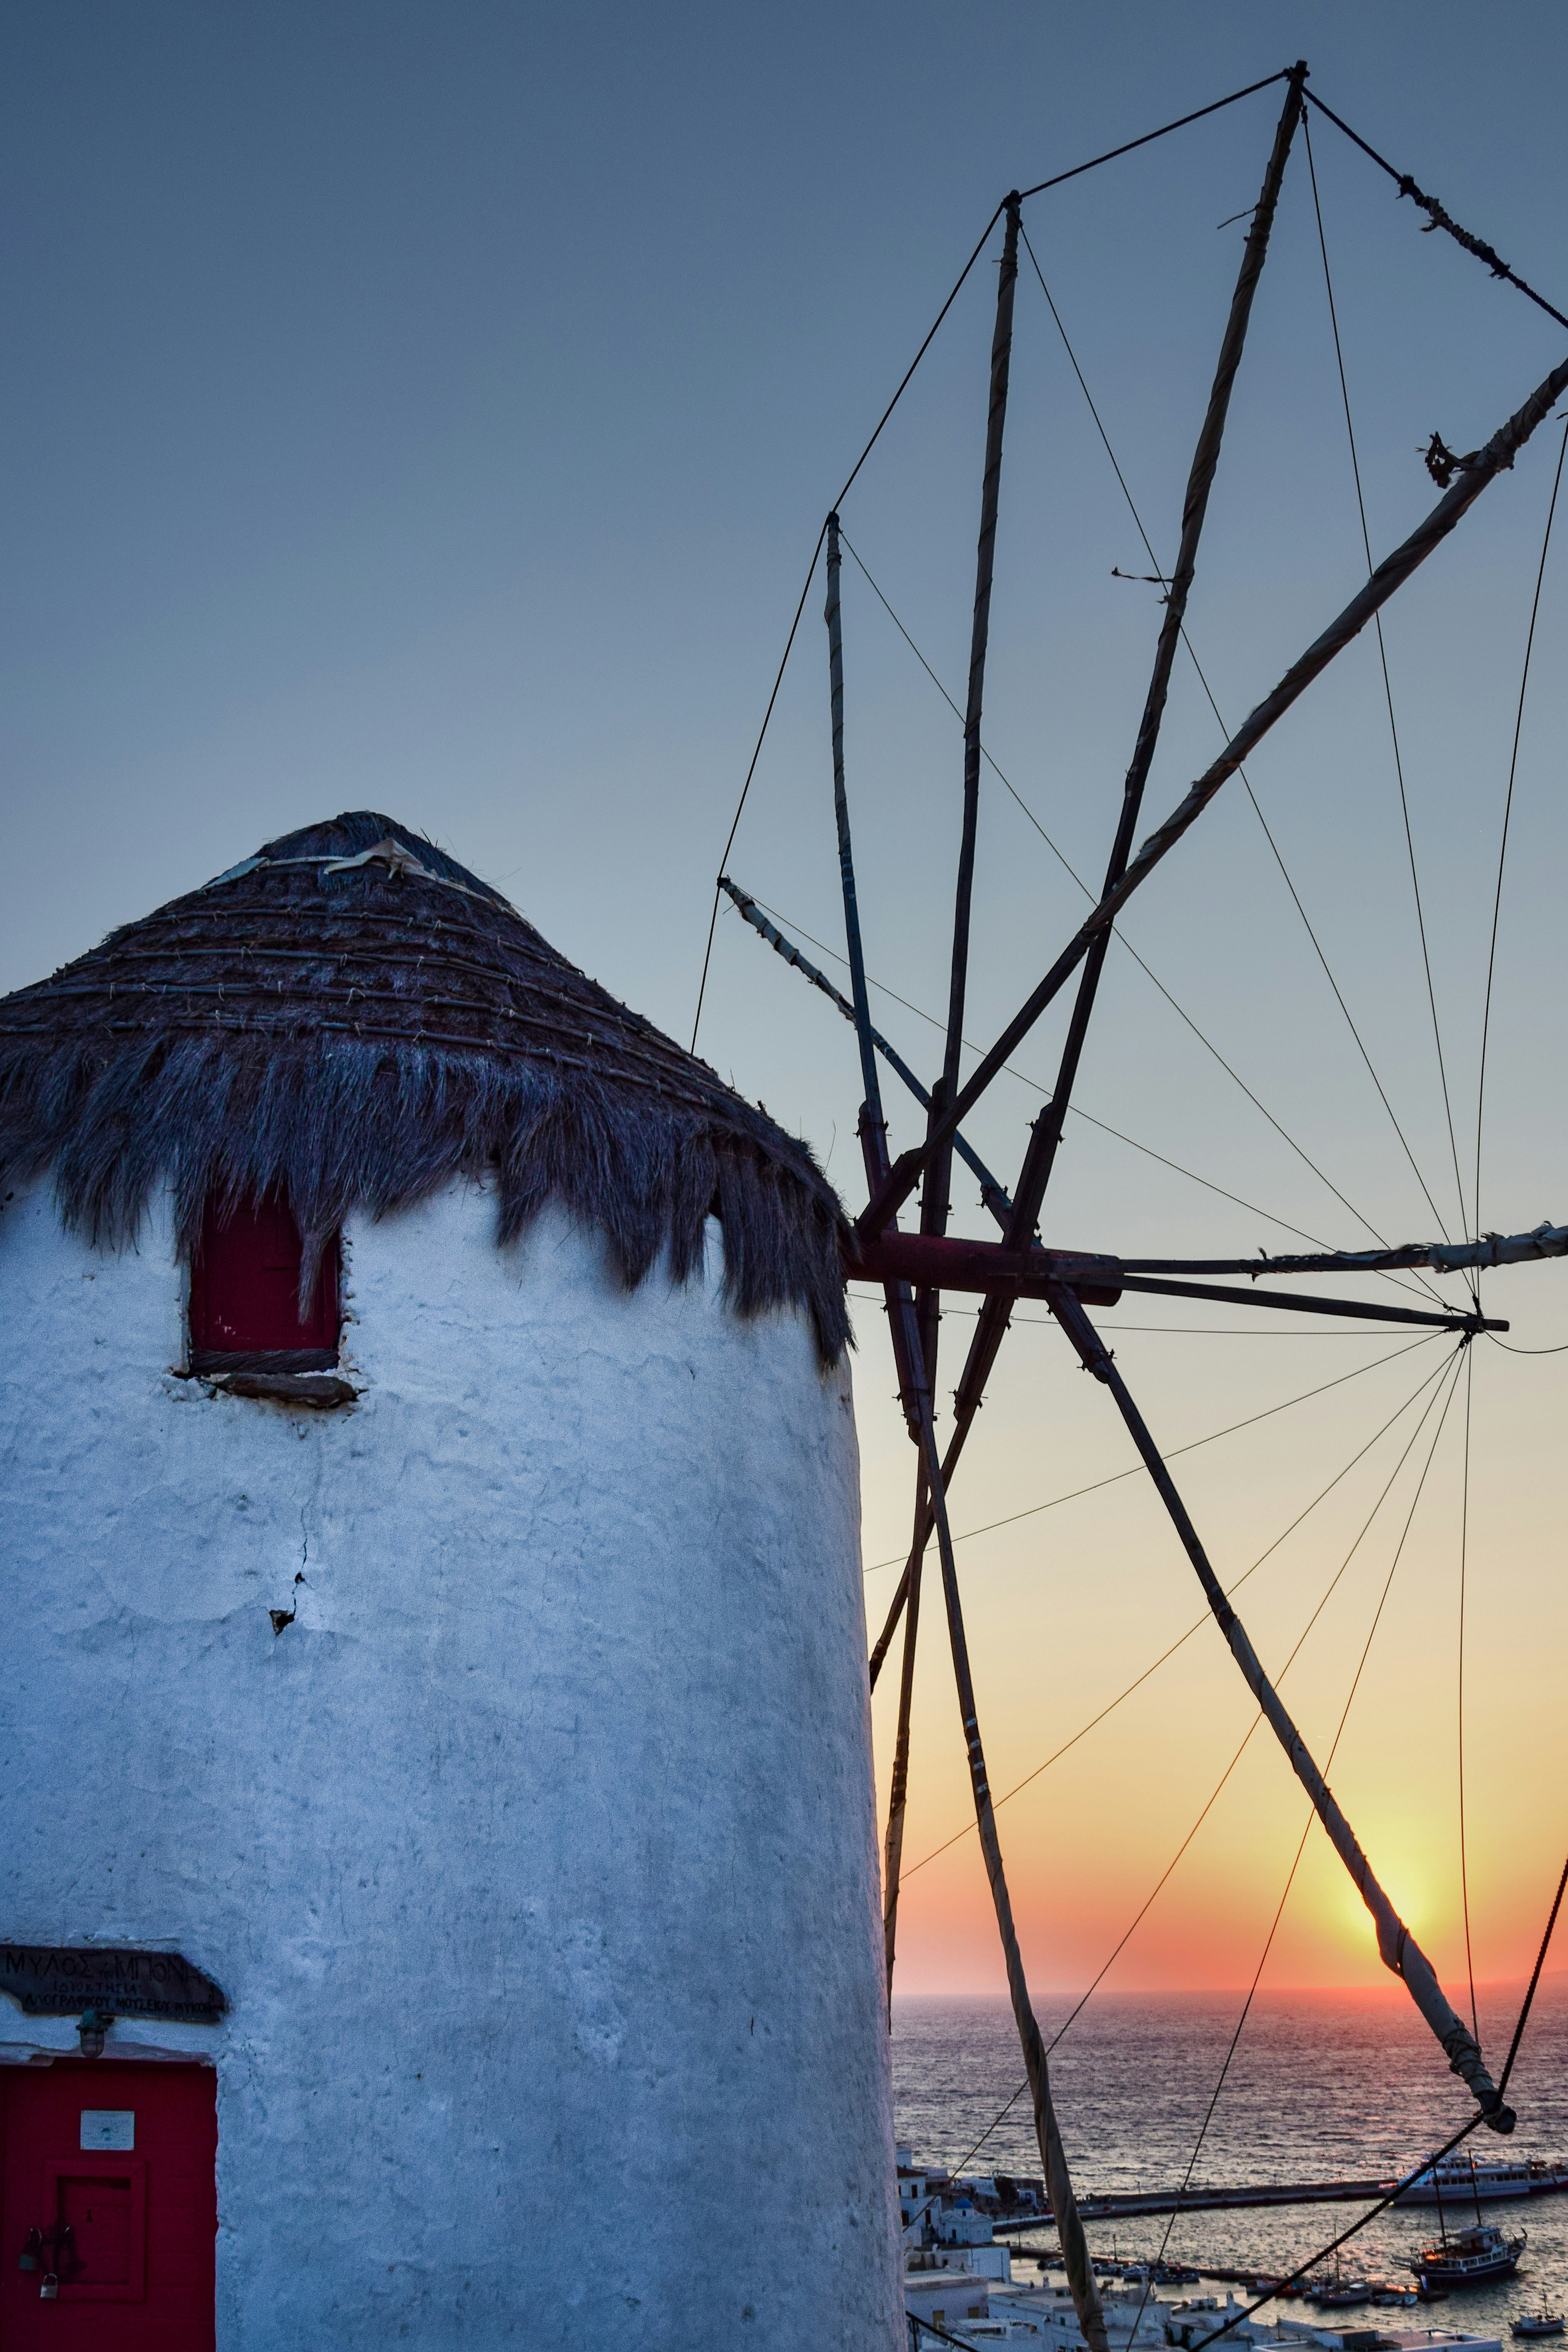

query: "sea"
left=892, top=1984, right=1568, bottom=2328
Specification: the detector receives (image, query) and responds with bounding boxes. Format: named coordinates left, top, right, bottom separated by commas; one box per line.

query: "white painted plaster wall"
left=0, top=1176, right=902, bottom=2348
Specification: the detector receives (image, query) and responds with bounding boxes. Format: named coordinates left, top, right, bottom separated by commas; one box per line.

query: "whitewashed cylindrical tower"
left=0, top=814, right=901, bottom=2348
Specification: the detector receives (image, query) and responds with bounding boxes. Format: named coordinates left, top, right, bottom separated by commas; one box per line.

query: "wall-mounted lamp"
left=76, top=2007, right=113, bottom=2057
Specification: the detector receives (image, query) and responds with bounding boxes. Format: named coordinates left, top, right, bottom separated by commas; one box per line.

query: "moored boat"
left=1511, top=2316, right=1565, bottom=2339
left=1316, top=2281, right=1372, bottom=2308
left=1409, top=2224, right=1526, bottom=2289
left=1399, top=2155, right=1539, bottom=2207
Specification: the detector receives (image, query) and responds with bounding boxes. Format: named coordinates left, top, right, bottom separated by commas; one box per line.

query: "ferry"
left=1409, top=2225, right=1527, bottom=2289
left=1397, top=2157, right=1556, bottom=2207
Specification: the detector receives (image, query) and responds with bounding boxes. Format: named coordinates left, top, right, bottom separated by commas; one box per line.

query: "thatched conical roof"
left=0, top=813, right=849, bottom=1362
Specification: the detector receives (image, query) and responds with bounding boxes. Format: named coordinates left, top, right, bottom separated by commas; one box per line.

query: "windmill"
left=698, top=61, right=1568, bottom=2352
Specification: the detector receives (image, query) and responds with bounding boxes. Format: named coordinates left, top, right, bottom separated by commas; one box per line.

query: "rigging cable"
left=1187, top=1824, right=1568, bottom=2352
left=900, top=1709, right=1276, bottom=2233
left=689, top=520, right=828, bottom=1051
left=1187, top=2115, right=1489, bottom=2352
left=689, top=189, right=1010, bottom=1050
left=1473, top=413, right=1568, bottom=1271
left=860, top=1329, right=1441, bottom=1575
left=1497, top=1847, right=1568, bottom=2098
left=1127, top=1808, right=1316, bottom=2330
left=742, top=885, right=1418, bottom=1270
left=691, top=65, right=1303, bottom=1051
left=1301, top=91, right=1568, bottom=338
left=900, top=1349, right=1464, bottom=2202
left=1303, top=109, right=1469, bottom=1255
left=825, top=535, right=1446, bottom=1310
left=1015, top=71, right=1294, bottom=203
left=1316, top=1344, right=1466, bottom=1743
left=898, top=1343, right=1461, bottom=1878
left=1123, top=1346, right=1466, bottom=2322
left=837, top=524, right=1434, bottom=1279
left=1017, top=221, right=1459, bottom=1280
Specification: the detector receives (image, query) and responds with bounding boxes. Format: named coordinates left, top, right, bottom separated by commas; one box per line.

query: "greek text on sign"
left=0, top=1946, right=227, bottom=2022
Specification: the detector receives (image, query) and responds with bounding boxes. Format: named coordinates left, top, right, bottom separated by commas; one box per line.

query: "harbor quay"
left=897, top=2144, right=1558, bottom=2350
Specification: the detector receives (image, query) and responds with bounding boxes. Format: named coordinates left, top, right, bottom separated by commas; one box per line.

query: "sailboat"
left=1410, top=2223, right=1527, bottom=2291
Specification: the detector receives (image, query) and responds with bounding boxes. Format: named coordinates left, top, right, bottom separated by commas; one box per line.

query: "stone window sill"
left=183, top=1359, right=358, bottom=1410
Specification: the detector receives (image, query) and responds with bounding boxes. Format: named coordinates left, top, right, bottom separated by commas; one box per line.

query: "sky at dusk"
left=5, top=3, right=1568, bottom=2007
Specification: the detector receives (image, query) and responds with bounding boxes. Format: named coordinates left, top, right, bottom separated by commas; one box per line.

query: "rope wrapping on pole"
left=1303, top=91, right=1568, bottom=336
left=1121, top=1222, right=1568, bottom=1277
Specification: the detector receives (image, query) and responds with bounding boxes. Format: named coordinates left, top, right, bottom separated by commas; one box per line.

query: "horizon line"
left=892, top=1971, right=1566, bottom=2001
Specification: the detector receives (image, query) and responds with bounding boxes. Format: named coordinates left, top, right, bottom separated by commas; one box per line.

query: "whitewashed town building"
left=0, top=814, right=901, bottom=2348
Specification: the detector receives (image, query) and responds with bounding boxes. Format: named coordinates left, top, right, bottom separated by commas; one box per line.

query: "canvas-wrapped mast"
left=0, top=812, right=851, bottom=1364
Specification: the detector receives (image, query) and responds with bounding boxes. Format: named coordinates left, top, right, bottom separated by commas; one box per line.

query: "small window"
left=188, top=1194, right=339, bottom=1373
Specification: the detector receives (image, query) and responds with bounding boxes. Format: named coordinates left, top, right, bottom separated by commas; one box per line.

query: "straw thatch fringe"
left=0, top=814, right=851, bottom=1364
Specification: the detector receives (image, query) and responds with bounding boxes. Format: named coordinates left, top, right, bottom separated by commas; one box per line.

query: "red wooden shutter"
left=188, top=1196, right=339, bottom=1368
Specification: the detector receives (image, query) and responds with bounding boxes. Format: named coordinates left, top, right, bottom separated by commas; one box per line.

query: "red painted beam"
left=846, top=1230, right=1122, bottom=1307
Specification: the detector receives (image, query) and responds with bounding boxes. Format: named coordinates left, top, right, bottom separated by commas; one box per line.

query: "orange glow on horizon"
left=863, top=1312, right=1568, bottom=2002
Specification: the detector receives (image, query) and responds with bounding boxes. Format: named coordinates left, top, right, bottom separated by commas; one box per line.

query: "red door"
left=0, top=2062, right=215, bottom=2350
